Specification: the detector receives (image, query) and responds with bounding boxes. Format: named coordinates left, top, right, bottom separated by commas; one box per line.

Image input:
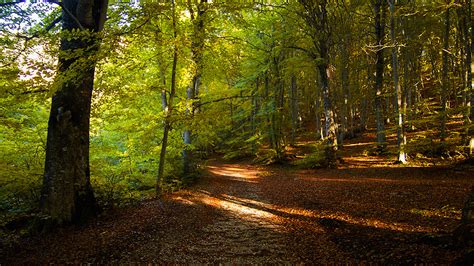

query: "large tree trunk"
left=298, top=0, right=337, bottom=166
left=183, top=0, right=206, bottom=175
left=319, top=57, right=337, bottom=167
left=40, top=0, right=108, bottom=226
left=318, top=5, right=337, bottom=167
left=373, top=0, right=387, bottom=153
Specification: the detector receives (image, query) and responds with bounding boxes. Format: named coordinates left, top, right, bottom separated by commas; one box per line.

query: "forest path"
left=3, top=134, right=473, bottom=263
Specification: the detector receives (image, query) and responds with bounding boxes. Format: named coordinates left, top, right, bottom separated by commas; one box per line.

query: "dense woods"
left=1, top=0, right=474, bottom=263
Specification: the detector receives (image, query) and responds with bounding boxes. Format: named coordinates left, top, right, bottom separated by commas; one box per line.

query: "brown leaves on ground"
left=2, top=135, right=473, bottom=264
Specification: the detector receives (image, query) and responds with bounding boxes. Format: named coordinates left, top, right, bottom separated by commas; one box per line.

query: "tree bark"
left=157, top=0, right=178, bottom=194
left=440, top=3, right=450, bottom=141
left=373, top=0, right=387, bottom=153
left=183, top=0, right=207, bottom=175
left=251, top=77, right=259, bottom=153
left=298, top=0, right=337, bottom=166
left=340, top=35, right=350, bottom=145
left=465, top=0, right=474, bottom=151
left=389, top=0, right=406, bottom=163
left=290, top=75, right=298, bottom=146
left=40, top=0, right=108, bottom=226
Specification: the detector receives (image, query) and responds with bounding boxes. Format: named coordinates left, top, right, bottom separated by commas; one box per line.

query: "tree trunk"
left=319, top=42, right=337, bottom=167
left=183, top=0, right=206, bottom=175
left=471, top=0, right=474, bottom=126
left=440, top=3, right=450, bottom=141
left=340, top=37, right=350, bottom=145
left=182, top=84, right=193, bottom=174
left=374, top=0, right=387, bottom=153
left=157, top=0, right=178, bottom=194
left=465, top=0, right=474, bottom=151
left=40, top=0, right=108, bottom=226
left=290, top=75, right=298, bottom=146
left=315, top=79, right=323, bottom=140
left=298, top=0, right=336, bottom=166
left=251, top=77, right=259, bottom=153
left=264, top=74, right=276, bottom=149
left=389, top=0, right=406, bottom=163
left=272, top=74, right=284, bottom=157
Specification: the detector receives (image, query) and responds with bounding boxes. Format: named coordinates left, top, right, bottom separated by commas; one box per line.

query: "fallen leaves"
left=2, top=134, right=473, bottom=264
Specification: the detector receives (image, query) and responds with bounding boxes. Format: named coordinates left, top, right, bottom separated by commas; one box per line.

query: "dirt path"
left=2, top=138, right=473, bottom=263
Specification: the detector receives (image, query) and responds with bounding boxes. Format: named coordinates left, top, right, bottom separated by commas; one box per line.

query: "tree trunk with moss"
left=299, top=0, right=337, bottom=167
left=40, top=0, right=108, bottom=226
left=183, top=0, right=207, bottom=175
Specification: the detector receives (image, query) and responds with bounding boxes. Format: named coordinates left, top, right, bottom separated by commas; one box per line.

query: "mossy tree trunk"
left=298, top=0, right=337, bottom=167
left=183, top=0, right=207, bottom=175
left=40, top=0, right=108, bottom=225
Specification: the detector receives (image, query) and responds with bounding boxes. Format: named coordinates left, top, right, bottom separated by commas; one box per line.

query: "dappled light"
left=344, top=142, right=377, bottom=147
left=2, top=0, right=474, bottom=264
left=297, top=177, right=398, bottom=183
left=207, top=165, right=260, bottom=183
left=173, top=164, right=448, bottom=236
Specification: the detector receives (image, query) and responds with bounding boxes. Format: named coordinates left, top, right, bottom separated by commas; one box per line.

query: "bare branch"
left=15, top=15, right=62, bottom=41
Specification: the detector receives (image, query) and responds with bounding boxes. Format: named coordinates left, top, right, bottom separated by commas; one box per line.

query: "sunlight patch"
left=208, top=165, right=261, bottom=181
left=200, top=195, right=276, bottom=221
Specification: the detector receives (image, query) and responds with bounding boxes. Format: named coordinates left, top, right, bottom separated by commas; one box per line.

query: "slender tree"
left=157, top=1, right=178, bottom=194
left=440, top=1, right=450, bottom=141
left=389, top=0, right=407, bottom=163
left=290, top=75, right=298, bottom=146
left=373, top=0, right=387, bottom=153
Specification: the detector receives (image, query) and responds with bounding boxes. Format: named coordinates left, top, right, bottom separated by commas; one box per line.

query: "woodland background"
left=1, top=0, right=474, bottom=257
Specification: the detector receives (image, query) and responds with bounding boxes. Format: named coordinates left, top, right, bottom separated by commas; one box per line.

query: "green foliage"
left=254, top=148, right=279, bottom=165
left=406, top=135, right=465, bottom=160
left=0, top=97, right=47, bottom=228
left=2, top=0, right=474, bottom=235
left=292, top=143, right=327, bottom=169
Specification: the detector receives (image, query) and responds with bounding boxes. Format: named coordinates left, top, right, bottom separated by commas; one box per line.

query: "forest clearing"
left=1, top=0, right=474, bottom=264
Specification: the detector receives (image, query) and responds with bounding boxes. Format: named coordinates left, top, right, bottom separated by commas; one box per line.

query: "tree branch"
left=15, top=15, right=62, bottom=41
left=54, top=1, right=85, bottom=30
left=196, top=95, right=257, bottom=108
left=285, top=45, right=315, bottom=58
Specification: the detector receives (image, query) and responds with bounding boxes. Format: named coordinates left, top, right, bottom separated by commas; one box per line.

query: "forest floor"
left=2, top=133, right=474, bottom=264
